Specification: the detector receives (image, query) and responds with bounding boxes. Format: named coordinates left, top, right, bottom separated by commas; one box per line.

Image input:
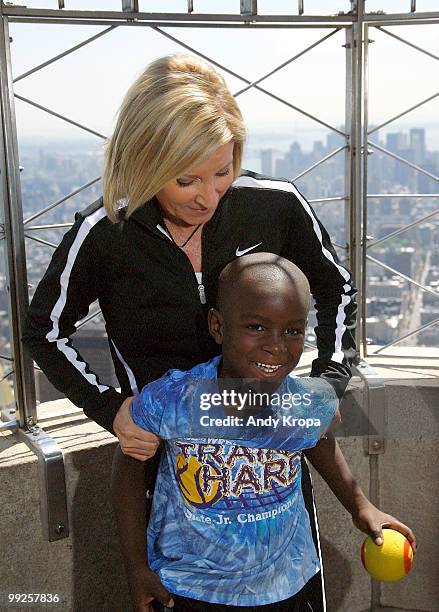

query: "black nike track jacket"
left=22, top=171, right=357, bottom=434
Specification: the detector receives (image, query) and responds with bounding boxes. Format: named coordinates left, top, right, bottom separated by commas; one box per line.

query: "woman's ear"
left=208, top=308, right=224, bottom=345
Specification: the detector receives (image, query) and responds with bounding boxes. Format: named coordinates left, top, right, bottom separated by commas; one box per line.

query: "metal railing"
left=0, top=0, right=438, bottom=547
left=0, top=0, right=437, bottom=415
left=361, top=19, right=439, bottom=357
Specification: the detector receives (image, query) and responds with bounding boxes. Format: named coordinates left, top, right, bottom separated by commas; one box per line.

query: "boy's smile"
left=209, top=270, right=309, bottom=386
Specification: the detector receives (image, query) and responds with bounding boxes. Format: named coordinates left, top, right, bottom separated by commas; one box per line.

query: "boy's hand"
left=114, top=396, right=161, bottom=461
left=352, top=501, right=417, bottom=554
left=129, top=566, right=174, bottom=611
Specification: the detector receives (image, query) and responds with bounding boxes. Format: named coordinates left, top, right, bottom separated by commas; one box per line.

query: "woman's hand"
left=352, top=501, right=417, bottom=553
left=128, top=565, right=174, bottom=612
left=114, top=397, right=160, bottom=461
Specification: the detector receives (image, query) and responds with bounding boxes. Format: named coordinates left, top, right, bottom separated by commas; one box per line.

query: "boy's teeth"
left=255, top=362, right=281, bottom=373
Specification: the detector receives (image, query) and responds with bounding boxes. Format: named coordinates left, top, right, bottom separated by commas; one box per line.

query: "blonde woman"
left=23, top=54, right=356, bottom=611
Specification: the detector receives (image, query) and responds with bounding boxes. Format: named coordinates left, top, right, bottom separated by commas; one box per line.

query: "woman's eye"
left=216, top=168, right=230, bottom=177
left=176, top=179, right=194, bottom=187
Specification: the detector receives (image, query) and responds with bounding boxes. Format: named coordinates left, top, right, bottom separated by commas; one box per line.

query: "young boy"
left=120, top=253, right=415, bottom=612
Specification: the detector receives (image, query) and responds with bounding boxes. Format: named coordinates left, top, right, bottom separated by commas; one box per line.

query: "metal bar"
left=9, top=18, right=349, bottom=30
left=368, top=141, right=439, bottom=182
left=2, top=8, right=355, bottom=23
left=16, top=426, right=69, bottom=541
left=244, top=85, right=345, bottom=134
left=351, top=359, right=386, bottom=455
left=366, top=255, right=439, bottom=299
left=308, top=196, right=347, bottom=204
left=374, top=317, right=439, bottom=354
left=369, top=18, right=439, bottom=26
left=233, top=29, right=340, bottom=97
left=352, top=356, right=385, bottom=611
left=188, top=1, right=194, bottom=14
left=24, top=176, right=101, bottom=225
left=153, top=26, right=345, bottom=136
left=0, top=354, right=14, bottom=362
left=25, top=223, right=73, bottom=231
left=14, top=94, right=107, bottom=140
left=0, top=368, right=14, bottom=383
left=0, top=15, right=36, bottom=427
left=13, top=27, right=117, bottom=83
left=75, top=308, right=102, bottom=330
left=367, top=208, right=439, bottom=249
left=361, top=22, right=369, bottom=357
left=240, top=0, right=257, bottom=16
left=344, top=25, right=354, bottom=276
left=353, top=7, right=364, bottom=352
left=292, top=146, right=347, bottom=182
left=368, top=193, right=439, bottom=199
left=365, top=12, right=439, bottom=23
left=411, top=0, right=416, bottom=12
left=368, top=92, right=439, bottom=135
left=122, top=0, right=139, bottom=11
left=298, top=1, right=304, bottom=16
left=24, top=234, right=58, bottom=249
left=8, top=19, right=349, bottom=29
left=375, top=26, right=438, bottom=61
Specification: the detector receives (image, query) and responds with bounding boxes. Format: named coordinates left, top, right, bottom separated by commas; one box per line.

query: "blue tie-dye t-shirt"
left=131, top=356, right=337, bottom=606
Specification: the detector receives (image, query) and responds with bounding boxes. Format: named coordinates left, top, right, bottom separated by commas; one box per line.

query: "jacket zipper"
left=198, top=283, right=206, bottom=305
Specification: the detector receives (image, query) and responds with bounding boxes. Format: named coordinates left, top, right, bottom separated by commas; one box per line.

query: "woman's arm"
left=22, top=205, right=126, bottom=433
left=282, top=186, right=357, bottom=396
left=111, top=446, right=174, bottom=612
left=304, top=435, right=416, bottom=552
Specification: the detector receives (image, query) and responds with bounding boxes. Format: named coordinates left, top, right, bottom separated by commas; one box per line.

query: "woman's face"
left=156, top=141, right=235, bottom=227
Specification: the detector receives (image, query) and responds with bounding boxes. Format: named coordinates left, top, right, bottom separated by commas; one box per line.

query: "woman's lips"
left=189, top=206, right=210, bottom=213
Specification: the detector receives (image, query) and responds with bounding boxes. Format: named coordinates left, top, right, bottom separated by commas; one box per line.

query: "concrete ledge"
left=1, top=420, right=130, bottom=612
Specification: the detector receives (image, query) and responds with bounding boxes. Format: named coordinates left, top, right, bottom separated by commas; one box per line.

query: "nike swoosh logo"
left=235, top=243, right=262, bottom=257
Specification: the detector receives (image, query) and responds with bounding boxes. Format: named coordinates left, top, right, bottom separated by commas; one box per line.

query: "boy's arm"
left=304, top=435, right=417, bottom=552
left=111, top=446, right=174, bottom=612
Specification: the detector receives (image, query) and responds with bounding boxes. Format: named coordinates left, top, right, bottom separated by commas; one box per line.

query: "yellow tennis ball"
left=361, top=528, right=414, bottom=582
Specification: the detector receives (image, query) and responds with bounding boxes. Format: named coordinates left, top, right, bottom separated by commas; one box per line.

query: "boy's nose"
left=261, top=332, right=287, bottom=356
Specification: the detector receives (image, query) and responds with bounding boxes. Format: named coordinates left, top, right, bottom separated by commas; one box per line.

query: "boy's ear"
left=208, top=308, right=224, bottom=345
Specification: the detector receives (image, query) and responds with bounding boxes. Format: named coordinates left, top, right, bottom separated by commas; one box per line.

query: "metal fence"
left=1, top=1, right=438, bottom=429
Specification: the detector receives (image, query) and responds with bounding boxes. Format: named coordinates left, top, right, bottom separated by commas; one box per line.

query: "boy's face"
left=209, top=281, right=308, bottom=384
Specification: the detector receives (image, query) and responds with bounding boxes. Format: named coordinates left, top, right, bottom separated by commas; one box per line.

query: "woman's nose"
left=196, top=179, right=220, bottom=207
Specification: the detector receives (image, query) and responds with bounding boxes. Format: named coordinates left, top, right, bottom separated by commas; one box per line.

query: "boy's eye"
left=285, top=328, right=303, bottom=336
left=246, top=324, right=264, bottom=331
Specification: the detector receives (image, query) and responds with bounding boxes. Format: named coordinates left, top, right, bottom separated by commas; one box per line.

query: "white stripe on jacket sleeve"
left=45, top=207, right=109, bottom=393
left=110, top=338, right=139, bottom=396
left=234, top=175, right=353, bottom=364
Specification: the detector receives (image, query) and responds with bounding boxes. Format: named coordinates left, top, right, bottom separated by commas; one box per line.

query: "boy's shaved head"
left=209, top=253, right=310, bottom=382
left=217, top=252, right=310, bottom=314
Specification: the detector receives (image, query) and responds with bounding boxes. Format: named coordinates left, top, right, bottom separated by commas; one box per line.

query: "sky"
left=7, top=0, right=439, bottom=149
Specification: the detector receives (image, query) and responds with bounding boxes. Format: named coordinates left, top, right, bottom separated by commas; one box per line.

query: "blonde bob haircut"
left=103, top=54, right=246, bottom=222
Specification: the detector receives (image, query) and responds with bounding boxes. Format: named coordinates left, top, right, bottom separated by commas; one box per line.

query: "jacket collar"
left=129, top=197, right=164, bottom=234
left=128, top=190, right=230, bottom=237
